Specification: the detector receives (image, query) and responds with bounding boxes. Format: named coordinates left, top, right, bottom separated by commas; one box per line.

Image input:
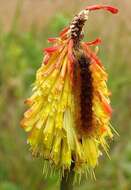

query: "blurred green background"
left=0, top=0, right=131, bottom=190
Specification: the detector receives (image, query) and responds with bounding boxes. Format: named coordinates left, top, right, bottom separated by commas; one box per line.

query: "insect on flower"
left=21, top=5, right=119, bottom=181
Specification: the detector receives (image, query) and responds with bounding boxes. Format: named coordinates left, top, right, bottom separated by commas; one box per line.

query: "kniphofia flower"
left=21, top=5, right=118, bottom=180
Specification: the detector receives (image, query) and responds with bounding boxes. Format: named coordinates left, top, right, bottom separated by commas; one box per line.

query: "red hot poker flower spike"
left=21, top=4, right=119, bottom=182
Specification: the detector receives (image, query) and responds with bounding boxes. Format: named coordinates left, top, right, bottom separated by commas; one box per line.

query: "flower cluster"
left=21, top=5, right=118, bottom=180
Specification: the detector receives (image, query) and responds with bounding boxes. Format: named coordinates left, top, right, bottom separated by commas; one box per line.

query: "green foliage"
left=0, top=181, right=21, bottom=190
left=0, top=9, right=131, bottom=190
left=49, top=14, right=69, bottom=33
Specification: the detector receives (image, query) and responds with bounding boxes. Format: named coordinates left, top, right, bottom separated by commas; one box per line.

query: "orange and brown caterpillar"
left=78, top=55, right=93, bottom=132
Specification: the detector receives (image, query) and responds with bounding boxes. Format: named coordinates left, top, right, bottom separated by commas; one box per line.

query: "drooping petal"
left=85, top=5, right=118, bottom=14
left=85, top=38, right=102, bottom=46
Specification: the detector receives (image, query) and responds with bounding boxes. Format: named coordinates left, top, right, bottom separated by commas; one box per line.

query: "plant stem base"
left=60, top=163, right=74, bottom=190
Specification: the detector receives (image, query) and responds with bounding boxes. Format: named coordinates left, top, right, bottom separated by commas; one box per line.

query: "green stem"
left=60, top=164, right=74, bottom=190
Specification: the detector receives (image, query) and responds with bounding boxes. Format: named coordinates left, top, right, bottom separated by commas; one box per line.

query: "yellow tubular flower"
left=21, top=5, right=119, bottom=180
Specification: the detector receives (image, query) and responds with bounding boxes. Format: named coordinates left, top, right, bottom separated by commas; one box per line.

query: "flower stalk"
left=60, top=163, right=74, bottom=190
